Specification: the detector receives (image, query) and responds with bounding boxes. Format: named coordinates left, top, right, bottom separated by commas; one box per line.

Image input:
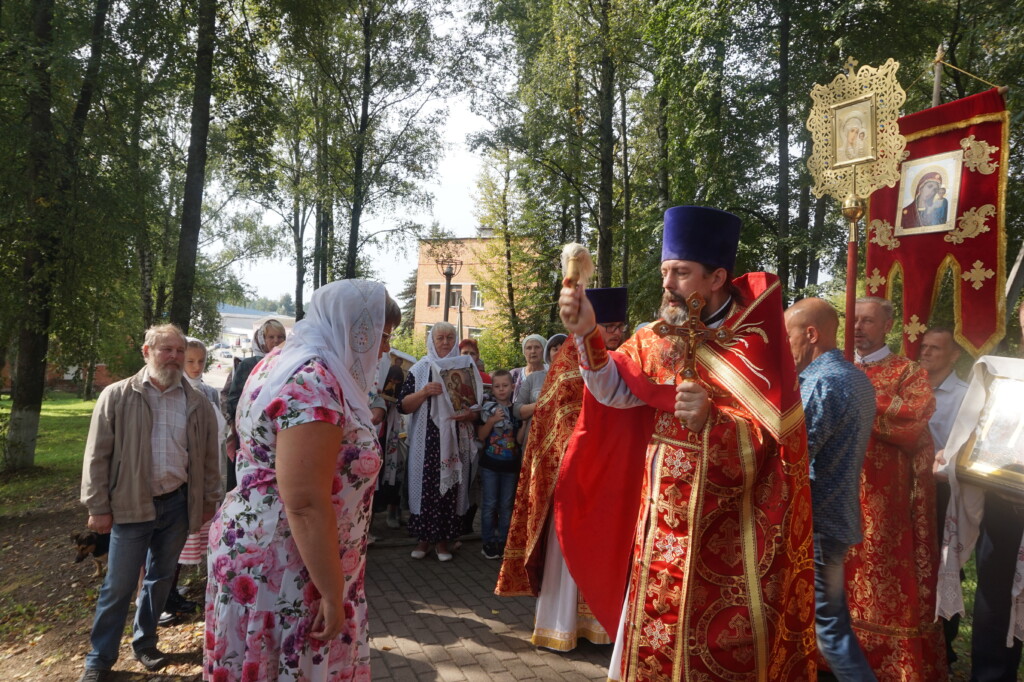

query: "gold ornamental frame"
left=806, top=57, right=906, bottom=359
left=807, top=57, right=906, bottom=200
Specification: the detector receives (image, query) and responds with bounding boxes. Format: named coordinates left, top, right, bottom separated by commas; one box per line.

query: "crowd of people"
left=73, top=205, right=1024, bottom=682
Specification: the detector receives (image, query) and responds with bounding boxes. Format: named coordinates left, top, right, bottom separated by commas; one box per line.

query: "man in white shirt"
left=918, top=326, right=968, bottom=666
left=78, top=324, right=221, bottom=682
left=919, top=327, right=968, bottom=455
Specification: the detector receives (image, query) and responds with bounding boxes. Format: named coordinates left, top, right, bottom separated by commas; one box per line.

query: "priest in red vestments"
left=556, top=206, right=816, bottom=681
left=496, top=287, right=627, bottom=651
left=849, top=296, right=946, bottom=681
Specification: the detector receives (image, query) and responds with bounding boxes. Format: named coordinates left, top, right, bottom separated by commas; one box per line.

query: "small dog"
left=72, top=530, right=110, bottom=578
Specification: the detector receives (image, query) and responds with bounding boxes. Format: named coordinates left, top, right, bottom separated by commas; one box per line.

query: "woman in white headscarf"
left=399, top=321, right=480, bottom=561
left=509, top=333, right=547, bottom=403
left=204, top=280, right=401, bottom=682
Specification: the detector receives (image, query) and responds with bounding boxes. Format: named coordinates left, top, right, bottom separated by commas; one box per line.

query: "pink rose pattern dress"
left=204, top=354, right=381, bottom=682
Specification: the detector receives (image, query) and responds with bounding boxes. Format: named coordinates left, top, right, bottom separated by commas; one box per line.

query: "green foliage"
left=390, top=330, right=427, bottom=360
left=470, top=0, right=1024, bottom=329
left=236, top=294, right=297, bottom=316
left=476, top=327, right=526, bottom=373
left=0, top=393, right=93, bottom=516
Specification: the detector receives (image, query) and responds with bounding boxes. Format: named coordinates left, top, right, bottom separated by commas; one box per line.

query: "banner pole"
left=842, top=195, right=866, bottom=361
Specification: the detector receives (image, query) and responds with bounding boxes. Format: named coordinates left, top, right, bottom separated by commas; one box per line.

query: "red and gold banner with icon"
left=865, top=88, right=1008, bottom=358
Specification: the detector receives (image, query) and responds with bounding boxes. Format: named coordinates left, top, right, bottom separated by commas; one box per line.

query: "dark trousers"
left=971, top=492, right=1024, bottom=682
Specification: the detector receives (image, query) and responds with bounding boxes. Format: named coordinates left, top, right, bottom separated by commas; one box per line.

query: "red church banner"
left=865, top=88, right=1009, bottom=358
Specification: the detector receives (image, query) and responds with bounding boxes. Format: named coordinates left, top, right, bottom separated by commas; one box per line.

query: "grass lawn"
left=0, top=391, right=94, bottom=516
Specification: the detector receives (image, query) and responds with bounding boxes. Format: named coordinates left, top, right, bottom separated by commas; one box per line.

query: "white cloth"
left=406, top=331, right=480, bottom=515
left=533, top=515, right=610, bottom=652
left=141, top=367, right=188, bottom=496
left=247, top=280, right=385, bottom=439
left=937, top=355, right=1024, bottom=645
left=929, top=370, right=969, bottom=455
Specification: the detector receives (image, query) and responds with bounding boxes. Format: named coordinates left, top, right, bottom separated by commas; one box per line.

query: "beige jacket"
left=80, top=368, right=223, bottom=532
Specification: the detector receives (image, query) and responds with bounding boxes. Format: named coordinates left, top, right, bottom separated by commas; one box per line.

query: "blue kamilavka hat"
left=662, top=206, right=742, bottom=273
left=586, top=287, right=628, bottom=323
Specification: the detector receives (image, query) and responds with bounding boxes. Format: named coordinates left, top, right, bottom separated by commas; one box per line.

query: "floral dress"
left=204, top=355, right=381, bottom=682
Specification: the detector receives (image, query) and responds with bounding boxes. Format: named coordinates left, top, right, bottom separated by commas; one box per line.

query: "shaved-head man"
left=785, top=298, right=877, bottom=680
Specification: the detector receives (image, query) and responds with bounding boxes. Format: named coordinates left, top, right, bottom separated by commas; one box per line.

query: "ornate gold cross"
left=651, top=292, right=734, bottom=382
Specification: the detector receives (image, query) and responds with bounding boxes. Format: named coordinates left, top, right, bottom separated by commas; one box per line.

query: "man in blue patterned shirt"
left=785, top=298, right=877, bottom=681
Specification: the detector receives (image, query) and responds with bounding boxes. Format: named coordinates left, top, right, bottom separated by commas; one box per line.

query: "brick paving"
left=365, top=512, right=611, bottom=681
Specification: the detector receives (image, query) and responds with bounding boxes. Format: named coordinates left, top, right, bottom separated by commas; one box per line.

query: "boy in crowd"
left=477, top=370, right=522, bottom=560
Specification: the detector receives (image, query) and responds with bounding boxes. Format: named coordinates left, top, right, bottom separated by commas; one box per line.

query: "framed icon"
left=439, top=365, right=481, bottom=413
left=954, top=359, right=1024, bottom=500
left=894, top=150, right=963, bottom=236
left=832, top=93, right=877, bottom=168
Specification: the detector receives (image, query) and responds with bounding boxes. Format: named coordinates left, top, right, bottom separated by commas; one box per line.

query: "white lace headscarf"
left=406, top=323, right=478, bottom=516
left=247, top=280, right=385, bottom=435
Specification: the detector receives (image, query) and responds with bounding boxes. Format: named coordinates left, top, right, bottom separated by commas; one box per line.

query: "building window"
left=424, top=324, right=433, bottom=341
left=447, top=285, right=463, bottom=308
left=468, top=327, right=484, bottom=339
left=470, top=285, right=484, bottom=309
left=427, top=284, right=441, bottom=307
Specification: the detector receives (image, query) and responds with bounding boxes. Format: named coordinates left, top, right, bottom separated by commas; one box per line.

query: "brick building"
left=413, top=236, right=495, bottom=340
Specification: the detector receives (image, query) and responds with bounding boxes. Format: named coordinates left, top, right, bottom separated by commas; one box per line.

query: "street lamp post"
left=442, top=265, right=454, bottom=322
left=435, top=258, right=463, bottom=323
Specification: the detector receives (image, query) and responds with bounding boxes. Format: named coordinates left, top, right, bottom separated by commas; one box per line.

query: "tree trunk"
left=324, top=202, right=334, bottom=282
left=619, top=83, right=631, bottom=291
left=501, top=163, right=520, bottom=340
left=809, top=196, right=826, bottom=286
left=313, top=201, right=323, bottom=290
left=8, top=0, right=109, bottom=471
left=345, top=5, right=375, bottom=279
left=293, top=162, right=306, bottom=321
left=776, top=0, right=791, bottom=298
left=793, top=181, right=810, bottom=292
left=571, top=70, right=584, bottom=245
left=656, top=91, right=670, bottom=211
left=10, top=0, right=57, bottom=470
left=82, top=311, right=99, bottom=400
left=595, top=0, right=615, bottom=288
left=169, top=0, right=216, bottom=333
left=552, top=203, right=570, bottom=323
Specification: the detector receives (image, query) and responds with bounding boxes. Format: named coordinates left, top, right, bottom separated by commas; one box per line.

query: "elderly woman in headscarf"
left=223, top=319, right=287, bottom=489
left=509, top=334, right=547, bottom=403
left=512, top=334, right=565, bottom=449
left=204, top=280, right=400, bottom=682
left=398, top=321, right=479, bottom=561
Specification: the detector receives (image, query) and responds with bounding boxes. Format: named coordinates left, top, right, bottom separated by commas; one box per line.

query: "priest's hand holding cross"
left=675, top=382, right=711, bottom=432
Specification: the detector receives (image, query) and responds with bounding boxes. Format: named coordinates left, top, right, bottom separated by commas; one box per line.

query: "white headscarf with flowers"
left=246, top=280, right=385, bottom=436
left=406, top=325, right=478, bottom=516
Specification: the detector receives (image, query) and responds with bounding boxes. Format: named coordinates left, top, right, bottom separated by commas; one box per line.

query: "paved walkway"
left=365, top=513, right=611, bottom=681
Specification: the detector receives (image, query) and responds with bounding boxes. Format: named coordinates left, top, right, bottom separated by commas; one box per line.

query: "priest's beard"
left=660, top=291, right=689, bottom=325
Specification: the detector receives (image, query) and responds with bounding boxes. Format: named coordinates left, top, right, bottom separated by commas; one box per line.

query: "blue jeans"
left=85, top=487, right=190, bottom=671
left=480, top=468, right=518, bottom=545
left=813, top=532, right=877, bottom=681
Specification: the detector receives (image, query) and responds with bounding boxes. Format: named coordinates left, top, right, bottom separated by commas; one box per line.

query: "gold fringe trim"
left=903, top=112, right=1006, bottom=143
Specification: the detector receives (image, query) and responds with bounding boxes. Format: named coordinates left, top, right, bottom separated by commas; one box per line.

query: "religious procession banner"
left=865, top=88, right=1009, bottom=358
